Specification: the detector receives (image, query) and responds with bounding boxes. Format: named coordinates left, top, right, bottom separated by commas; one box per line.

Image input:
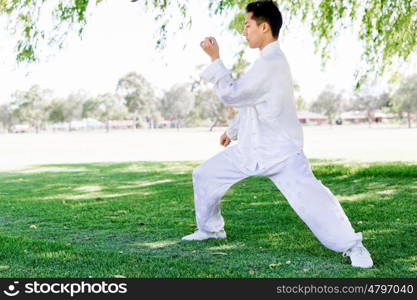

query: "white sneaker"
left=181, top=230, right=227, bottom=241
left=343, top=242, right=373, bottom=268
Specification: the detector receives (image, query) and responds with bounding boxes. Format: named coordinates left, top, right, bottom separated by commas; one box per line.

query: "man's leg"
left=182, top=147, right=248, bottom=240
left=269, top=152, right=372, bottom=267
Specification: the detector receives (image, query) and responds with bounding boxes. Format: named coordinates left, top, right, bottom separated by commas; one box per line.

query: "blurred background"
left=1, top=0, right=416, bottom=170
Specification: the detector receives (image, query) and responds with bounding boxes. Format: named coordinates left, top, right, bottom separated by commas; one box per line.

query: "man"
left=182, top=0, right=373, bottom=268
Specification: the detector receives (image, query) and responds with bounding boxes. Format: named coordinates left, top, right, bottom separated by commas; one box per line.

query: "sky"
left=0, top=0, right=416, bottom=104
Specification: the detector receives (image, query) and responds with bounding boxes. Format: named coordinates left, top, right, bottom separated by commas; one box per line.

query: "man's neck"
left=259, top=38, right=278, bottom=51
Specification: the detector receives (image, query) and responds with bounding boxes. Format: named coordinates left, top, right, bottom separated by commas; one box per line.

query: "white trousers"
left=192, top=147, right=362, bottom=253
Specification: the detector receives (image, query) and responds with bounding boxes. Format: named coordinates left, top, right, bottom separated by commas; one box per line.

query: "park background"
left=0, top=0, right=416, bottom=278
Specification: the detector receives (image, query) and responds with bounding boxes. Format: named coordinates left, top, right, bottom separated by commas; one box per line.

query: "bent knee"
left=192, top=165, right=205, bottom=180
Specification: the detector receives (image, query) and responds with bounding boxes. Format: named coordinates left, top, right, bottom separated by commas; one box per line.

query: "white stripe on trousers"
left=192, top=147, right=362, bottom=253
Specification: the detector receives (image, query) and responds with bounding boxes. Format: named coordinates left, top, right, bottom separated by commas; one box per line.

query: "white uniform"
left=195, top=41, right=362, bottom=252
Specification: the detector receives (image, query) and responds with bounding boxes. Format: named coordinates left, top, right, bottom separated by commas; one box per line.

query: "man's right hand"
left=220, top=132, right=231, bottom=147
left=200, top=36, right=220, bottom=62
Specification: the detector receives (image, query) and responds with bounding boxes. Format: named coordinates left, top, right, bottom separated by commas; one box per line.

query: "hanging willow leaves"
left=1, top=0, right=416, bottom=87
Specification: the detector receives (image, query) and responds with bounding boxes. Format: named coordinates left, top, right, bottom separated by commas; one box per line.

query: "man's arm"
left=225, top=111, right=239, bottom=140
left=219, top=112, right=239, bottom=147
left=201, top=58, right=277, bottom=108
left=200, top=36, right=275, bottom=108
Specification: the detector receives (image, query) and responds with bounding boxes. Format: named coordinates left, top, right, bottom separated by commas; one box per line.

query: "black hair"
left=246, top=1, right=282, bottom=39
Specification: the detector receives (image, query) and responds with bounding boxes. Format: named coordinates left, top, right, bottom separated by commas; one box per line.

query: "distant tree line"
left=0, top=59, right=248, bottom=133
left=295, top=74, right=417, bottom=128
left=1, top=72, right=416, bottom=133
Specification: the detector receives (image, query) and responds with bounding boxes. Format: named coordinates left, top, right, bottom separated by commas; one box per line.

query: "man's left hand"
left=220, top=132, right=231, bottom=147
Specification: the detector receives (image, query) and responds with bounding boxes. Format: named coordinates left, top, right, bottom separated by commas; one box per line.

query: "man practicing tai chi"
left=182, top=0, right=373, bottom=268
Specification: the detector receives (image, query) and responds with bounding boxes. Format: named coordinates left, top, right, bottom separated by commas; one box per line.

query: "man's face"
left=243, top=12, right=263, bottom=49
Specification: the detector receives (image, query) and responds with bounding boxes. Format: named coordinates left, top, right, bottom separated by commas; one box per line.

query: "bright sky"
left=0, top=0, right=416, bottom=103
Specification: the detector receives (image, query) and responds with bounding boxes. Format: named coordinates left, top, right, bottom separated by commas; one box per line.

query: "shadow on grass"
left=0, top=159, right=416, bottom=277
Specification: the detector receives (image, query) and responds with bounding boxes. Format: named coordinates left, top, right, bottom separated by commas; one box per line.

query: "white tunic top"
left=201, top=40, right=304, bottom=172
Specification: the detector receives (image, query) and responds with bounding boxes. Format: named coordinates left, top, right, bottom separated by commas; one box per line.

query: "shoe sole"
left=181, top=233, right=227, bottom=241
left=352, top=263, right=373, bottom=268
left=182, top=236, right=226, bottom=241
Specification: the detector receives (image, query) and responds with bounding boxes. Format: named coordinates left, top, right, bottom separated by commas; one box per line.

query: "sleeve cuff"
left=226, top=127, right=238, bottom=141
left=200, top=59, right=229, bottom=83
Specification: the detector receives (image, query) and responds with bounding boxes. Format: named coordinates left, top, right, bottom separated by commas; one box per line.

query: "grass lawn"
left=0, top=159, right=416, bottom=278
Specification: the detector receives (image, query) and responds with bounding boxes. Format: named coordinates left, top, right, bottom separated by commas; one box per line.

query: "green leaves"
left=224, top=0, right=416, bottom=88
left=1, top=0, right=416, bottom=88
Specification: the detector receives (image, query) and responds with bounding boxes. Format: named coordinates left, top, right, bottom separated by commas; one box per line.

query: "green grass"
left=0, top=159, right=416, bottom=278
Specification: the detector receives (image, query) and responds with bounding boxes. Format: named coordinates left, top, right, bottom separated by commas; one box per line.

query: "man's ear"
left=260, top=22, right=267, bottom=33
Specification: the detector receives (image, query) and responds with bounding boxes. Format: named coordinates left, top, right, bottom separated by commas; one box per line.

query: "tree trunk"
left=407, top=111, right=411, bottom=128
left=210, top=118, right=219, bottom=132
left=106, top=119, right=110, bottom=132
left=134, top=113, right=139, bottom=129
left=366, top=110, right=371, bottom=128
